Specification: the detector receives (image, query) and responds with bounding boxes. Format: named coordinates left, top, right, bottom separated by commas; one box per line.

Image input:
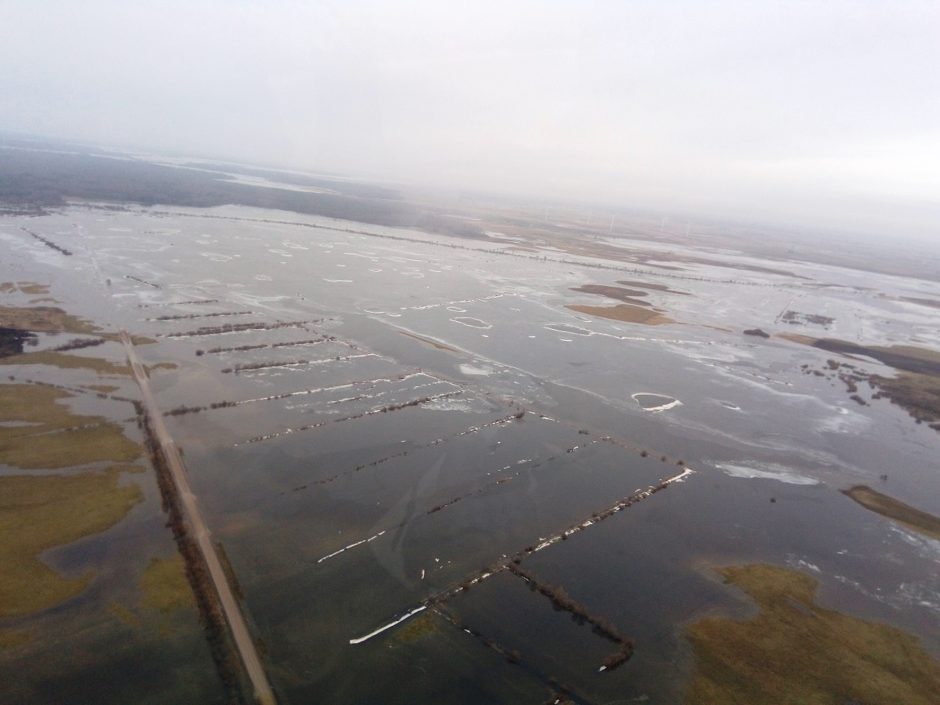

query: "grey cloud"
left=1, top=0, right=938, bottom=241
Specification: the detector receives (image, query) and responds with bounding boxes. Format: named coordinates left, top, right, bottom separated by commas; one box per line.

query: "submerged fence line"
left=348, top=466, right=695, bottom=645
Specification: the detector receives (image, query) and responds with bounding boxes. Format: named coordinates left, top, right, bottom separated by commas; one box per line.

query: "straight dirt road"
left=121, top=331, right=276, bottom=705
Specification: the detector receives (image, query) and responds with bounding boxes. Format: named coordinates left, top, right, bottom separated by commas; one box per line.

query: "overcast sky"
left=1, top=1, right=937, bottom=239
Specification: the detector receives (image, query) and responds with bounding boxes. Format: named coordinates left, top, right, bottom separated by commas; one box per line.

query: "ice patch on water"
left=201, top=252, right=234, bottom=262
left=451, top=316, right=491, bottom=329
left=632, top=392, right=682, bottom=412
left=459, top=364, right=492, bottom=376
left=545, top=322, right=592, bottom=336
left=349, top=606, right=426, bottom=645
left=422, top=397, right=478, bottom=413
left=715, top=462, right=820, bottom=485
left=671, top=467, right=695, bottom=483
left=894, top=581, right=940, bottom=615
left=786, top=555, right=822, bottom=573
left=818, top=405, right=871, bottom=434
left=832, top=573, right=940, bottom=618
left=887, top=524, right=940, bottom=559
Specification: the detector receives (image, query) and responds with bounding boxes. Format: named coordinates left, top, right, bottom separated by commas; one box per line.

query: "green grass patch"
left=0, top=468, right=142, bottom=619
left=389, top=611, right=439, bottom=645
left=140, top=554, right=194, bottom=613
left=0, top=629, right=31, bottom=650
left=0, top=383, right=141, bottom=469
left=685, top=563, right=940, bottom=705
left=0, top=384, right=78, bottom=433
left=2, top=350, right=130, bottom=375
left=0, top=423, right=142, bottom=469
left=85, top=384, right=120, bottom=393
left=0, top=304, right=98, bottom=335
left=0, top=282, right=50, bottom=296
left=109, top=602, right=142, bottom=629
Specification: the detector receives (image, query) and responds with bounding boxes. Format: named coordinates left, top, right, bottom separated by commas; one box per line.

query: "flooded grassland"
left=1, top=203, right=938, bottom=704
left=0, top=283, right=224, bottom=703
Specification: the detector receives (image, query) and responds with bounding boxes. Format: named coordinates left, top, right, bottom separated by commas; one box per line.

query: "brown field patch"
left=567, top=303, right=673, bottom=325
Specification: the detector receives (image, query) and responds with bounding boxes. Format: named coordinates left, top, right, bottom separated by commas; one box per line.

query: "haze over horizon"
left=2, top=1, right=938, bottom=242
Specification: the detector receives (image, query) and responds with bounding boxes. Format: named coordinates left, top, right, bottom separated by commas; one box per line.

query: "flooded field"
left=2, top=202, right=939, bottom=704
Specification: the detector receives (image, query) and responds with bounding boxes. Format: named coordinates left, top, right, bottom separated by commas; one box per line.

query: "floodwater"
left=1, top=203, right=938, bottom=704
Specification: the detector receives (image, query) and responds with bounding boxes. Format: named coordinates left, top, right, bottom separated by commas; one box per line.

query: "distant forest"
left=0, top=139, right=483, bottom=238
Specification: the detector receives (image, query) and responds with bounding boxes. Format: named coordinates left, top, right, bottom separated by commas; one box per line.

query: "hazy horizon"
left=2, top=1, right=938, bottom=242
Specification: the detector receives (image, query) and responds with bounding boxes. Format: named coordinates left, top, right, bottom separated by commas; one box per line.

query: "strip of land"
left=567, top=303, right=673, bottom=325
left=782, top=335, right=940, bottom=431
left=842, top=485, right=940, bottom=541
left=570, top=284, right=651, bottom=304
left=120, top=331, right=276, bottom=705
left=400, top=330, right=460, bottom=353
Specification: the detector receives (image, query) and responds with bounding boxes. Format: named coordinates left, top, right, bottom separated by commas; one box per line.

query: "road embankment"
left=122, top=331, right=276, bottom=705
